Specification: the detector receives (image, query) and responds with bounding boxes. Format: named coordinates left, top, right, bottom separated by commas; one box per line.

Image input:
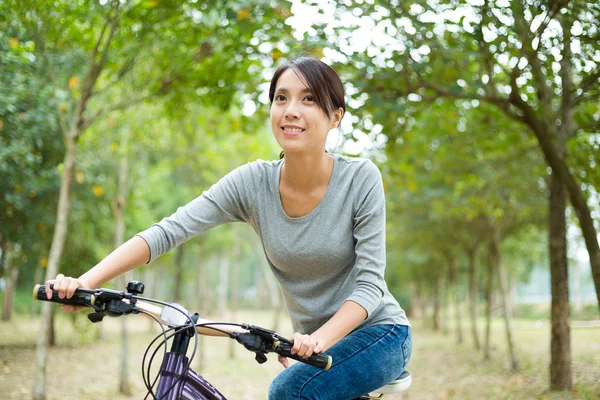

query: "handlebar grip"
left=33, top=284, right=95, bottom=307
left=273, top=341, right=332, bottom=370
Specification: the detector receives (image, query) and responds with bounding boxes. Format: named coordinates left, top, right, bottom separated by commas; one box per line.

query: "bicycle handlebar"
left=33, top=283, right=332, bottom=370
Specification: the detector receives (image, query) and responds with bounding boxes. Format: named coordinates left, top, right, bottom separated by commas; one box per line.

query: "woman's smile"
left=282, top=125, right=306, bottom=136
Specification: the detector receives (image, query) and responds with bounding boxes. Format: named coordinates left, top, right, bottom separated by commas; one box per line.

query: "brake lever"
left=242, top=324, right=293, bottom=345
left=86, top=289, right=139, bottom=323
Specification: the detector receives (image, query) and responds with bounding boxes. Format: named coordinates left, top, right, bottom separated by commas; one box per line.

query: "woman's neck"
left=281, top=152, right=334, bottom=192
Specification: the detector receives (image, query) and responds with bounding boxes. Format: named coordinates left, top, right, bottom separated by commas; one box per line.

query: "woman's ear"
left=331, top=108, right=344, bottom=128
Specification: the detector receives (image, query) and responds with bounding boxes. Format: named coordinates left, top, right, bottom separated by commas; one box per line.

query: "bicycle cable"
left=138, top=310, right=171, bottom=400
left=134, top=297, right=199, bottom=400
left=143, top=324, right=194, bottom=400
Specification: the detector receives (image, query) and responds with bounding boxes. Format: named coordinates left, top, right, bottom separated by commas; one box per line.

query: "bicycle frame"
left=155, top=352, right=226, bottom=400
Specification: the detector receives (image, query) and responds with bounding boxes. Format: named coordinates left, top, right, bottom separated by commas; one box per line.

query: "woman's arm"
left=282, top=301, right=366, bottom=368
left=79, top=235, right=151, bottom=288
left=311, top=300, right=367, bottom=350
left=46, top=235, right=150, bottom=301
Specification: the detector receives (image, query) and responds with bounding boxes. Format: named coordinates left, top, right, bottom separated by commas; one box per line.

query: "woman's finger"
left=277, top=354, right=289, bottom=369
left=291, top=333, right=309, bottom=355
left=45, top=279, right=55, bottom=300
left=66, top=279, right=80, bottom=299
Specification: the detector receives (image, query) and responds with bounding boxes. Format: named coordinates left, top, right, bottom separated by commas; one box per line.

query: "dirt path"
left=1, top=313, right=598, bottom=399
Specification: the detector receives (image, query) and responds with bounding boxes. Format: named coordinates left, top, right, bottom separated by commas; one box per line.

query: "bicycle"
left=34, top=280, right=411, bottom=399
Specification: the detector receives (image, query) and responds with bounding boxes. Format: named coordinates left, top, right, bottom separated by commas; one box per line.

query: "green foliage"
left=0, top=16, right=63, bottom=280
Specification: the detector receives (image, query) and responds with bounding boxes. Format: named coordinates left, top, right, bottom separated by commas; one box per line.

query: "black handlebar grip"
left=33, top=284, right=95, bottom=307
left=273, top=341, right=332, bottom=370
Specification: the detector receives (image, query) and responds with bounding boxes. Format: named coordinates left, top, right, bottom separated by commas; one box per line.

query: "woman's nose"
left=284, top=101, right=300, bottom=119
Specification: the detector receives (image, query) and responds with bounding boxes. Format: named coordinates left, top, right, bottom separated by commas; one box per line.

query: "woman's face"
left=270, top=69, right=341, bottom=156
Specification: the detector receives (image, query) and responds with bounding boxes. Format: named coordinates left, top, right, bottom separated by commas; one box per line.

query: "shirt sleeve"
left=136, top=161, right=263, bottom=262
left=345, top=160, right=387, bottom=317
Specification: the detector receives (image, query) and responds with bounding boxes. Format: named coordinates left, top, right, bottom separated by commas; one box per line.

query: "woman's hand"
left=277, top=332, right=328, bottom=369
left=44, top=274, right=90, bottom=312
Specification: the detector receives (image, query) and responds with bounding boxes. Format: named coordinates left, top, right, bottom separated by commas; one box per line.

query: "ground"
left=0, top=310, right=598, bottom=399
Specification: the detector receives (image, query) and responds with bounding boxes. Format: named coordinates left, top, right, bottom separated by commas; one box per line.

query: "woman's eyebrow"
left=275, top=87, right=312, bottom=94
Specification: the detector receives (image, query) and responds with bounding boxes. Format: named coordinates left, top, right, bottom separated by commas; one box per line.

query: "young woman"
left=46, top=57, right=411, bottom=399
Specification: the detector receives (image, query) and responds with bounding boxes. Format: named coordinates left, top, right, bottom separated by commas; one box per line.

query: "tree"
left=320, top=0, right=598, bottom=390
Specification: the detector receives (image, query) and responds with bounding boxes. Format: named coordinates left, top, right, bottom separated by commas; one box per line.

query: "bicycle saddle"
left=372, top=371, right=412, bottom=394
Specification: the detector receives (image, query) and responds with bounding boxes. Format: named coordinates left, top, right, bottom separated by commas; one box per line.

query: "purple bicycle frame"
left=155, top=352, right=227, bottom=400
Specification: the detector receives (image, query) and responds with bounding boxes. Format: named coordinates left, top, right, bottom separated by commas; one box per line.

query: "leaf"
left=68, top=76, right=79, bottom=89
left=92, top=184, right=104, bottom=197
left=9, top=38, right=19, bottom=49
left=237, top=8, right=250, bottom=20
left=272, top=49, right=284, bottom=61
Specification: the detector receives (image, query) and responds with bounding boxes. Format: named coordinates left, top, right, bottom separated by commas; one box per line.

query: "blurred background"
left=0, top=0, right=599, bottom=399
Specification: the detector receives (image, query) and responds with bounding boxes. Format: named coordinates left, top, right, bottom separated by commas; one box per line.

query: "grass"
left=0, top=310, right=598, bottom=400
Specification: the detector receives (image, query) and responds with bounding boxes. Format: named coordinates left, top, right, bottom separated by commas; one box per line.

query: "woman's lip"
left=282, top=127, right=304, bottom=136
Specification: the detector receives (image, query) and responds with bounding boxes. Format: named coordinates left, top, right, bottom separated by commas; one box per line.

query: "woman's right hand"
left=45, top=274, right=90, bottom=312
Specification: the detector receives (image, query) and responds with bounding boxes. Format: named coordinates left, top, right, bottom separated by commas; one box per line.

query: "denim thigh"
left=268, top=324, right=412, bottom=400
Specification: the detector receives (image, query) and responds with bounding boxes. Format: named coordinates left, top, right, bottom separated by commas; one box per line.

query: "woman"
left=46, top=56, right=411, bottom=400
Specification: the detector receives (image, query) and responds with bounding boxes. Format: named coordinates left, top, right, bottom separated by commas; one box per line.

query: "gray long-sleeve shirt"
left=136, top=153, right=409, bottom=334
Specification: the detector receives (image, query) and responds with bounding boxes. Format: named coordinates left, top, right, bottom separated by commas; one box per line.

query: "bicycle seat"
left=372, top=371, right=412, bottom=394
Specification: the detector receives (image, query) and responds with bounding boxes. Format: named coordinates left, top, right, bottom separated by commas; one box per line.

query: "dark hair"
left=269, top=57, right=345, bottom=159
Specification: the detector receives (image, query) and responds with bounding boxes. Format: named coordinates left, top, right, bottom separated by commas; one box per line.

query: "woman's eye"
left=275, top=95, right=286, bottom=101
left=304, top=96, right=314, bottom=102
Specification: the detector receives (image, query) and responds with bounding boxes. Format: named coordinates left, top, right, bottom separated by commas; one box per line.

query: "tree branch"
left=559, top=10, right=576, bottom=140
left=79, top=78, right=173, bottom=132
left=575, top=69, right=600, bottom=105
left=532, top=0, right=569, bottom=41
left=93, top=51, right=139, bottom=97
left=69, top=1, right=122, bottom=140
left=513, top=1, right=553, bottom=119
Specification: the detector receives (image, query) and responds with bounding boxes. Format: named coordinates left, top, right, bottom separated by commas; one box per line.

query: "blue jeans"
left=269, top=324, right=412, bottom=400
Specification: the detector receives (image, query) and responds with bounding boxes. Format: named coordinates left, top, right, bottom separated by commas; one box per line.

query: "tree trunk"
left=446, top=254, right=462, bottom=343
left=174, top=245, right=185, bottom=303
left=442, top=275, right=450, bottom=336
left=484, top=248, right=493, bottom=361
left=229, top=234, right=241, bottom=360
left=146, top=268, right=156, bottom=334
left=113, top=133, right=131, bottom=395
left=217, top=256, right=229, bottom=315
left=549, top=171, right=572, bottom=390
left=2, top=258, right=19, bottom=321
left=411, top=284, right=421, bottom=320
left=195, top=236, right=207, bottom=371
left=32, top=262, right=43, bottom=315
left=490, top=231, right=519, bottom=371
left=467, top=247, right=481, bottom=350
left=1, top=245, right=18, bottom=321
left=456, top=298, right=464, bottom=344
left=118, top=274, right=132, bottom=396
left=419, top=284, right=427, bottom=323
left=34, top=136, right=78, bottom=400
left=432, top=274, right=442, bottom=331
